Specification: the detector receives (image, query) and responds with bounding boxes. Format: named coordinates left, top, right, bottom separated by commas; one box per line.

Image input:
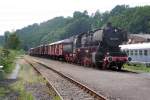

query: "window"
left=139, top=50, right=143, bottom=55
left=126, top=50, right=129, bottom=55
left=144, top=50, right=148, bottom=56
left=134, top=50, right=138, bottom=55
left=130, top=50, right=133, bottom=55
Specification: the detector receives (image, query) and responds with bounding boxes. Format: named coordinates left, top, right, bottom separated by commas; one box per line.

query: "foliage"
left=124, top=63, right=150, bottom=73
left=109, top=6, right=150, bottom=33
left=0, top=87, right=11, bottom=97
left=0, top=5, right=150, bottom=50
left=0, top=36, right=4, bottom=47
left=0, top=48, right=16, bottom=73
left=4, top=32, right=20, bottom=50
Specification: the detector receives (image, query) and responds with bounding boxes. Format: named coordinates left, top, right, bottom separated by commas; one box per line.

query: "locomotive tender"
left=29, top=23, right=130, bottom=70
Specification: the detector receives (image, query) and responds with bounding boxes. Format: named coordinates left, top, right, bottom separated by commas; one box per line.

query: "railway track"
left=24, top=58, right=63, bottom=100
left=25, top=57, right=106, bottom=100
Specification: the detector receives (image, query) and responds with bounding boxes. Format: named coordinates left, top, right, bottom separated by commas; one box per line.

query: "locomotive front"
left=93, top=23, right=130, bottom=70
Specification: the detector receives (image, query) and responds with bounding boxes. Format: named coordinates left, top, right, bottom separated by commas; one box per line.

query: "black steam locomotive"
left=29, top=23, right=130, bottom=70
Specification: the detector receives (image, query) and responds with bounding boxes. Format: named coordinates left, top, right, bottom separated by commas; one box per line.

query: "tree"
left=6, top=32, right=20, bottom=49
left=73, top=10, right=89, bottom=19
left=91, top=10, right=103, bottom=29
left=110, top=5, right=129, bottom=16
left=4, top=31, right=10, bottom=48
left=65, top=18, right=91, bottom=37
left=0, top=36, right=4, bottom=47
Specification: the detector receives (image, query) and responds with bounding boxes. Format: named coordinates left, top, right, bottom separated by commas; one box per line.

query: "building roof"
left=128, top=34, right=148, bottom=44
left=120, top=42, right=150, bottom=50
left=130, top=34, right=150, bottom=39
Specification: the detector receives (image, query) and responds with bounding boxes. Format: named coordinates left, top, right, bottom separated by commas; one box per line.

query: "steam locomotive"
left=29, top=23, right=130, bottom=70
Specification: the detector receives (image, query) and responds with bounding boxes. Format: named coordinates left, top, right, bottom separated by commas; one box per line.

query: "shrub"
left=0, top=48, right=16, bottom=73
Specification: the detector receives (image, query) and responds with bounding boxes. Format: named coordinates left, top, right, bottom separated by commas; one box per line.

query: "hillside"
left=0, top=36, right=4, bottom=46
left=1, top=5, right=150, bottom=50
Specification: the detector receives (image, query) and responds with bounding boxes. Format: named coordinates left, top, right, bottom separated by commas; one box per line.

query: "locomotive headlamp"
left=128, top=57, right=132, bottom=61
left=114, top=29, right=118, bottom=32
left=106, top=52, right=110, bottom=55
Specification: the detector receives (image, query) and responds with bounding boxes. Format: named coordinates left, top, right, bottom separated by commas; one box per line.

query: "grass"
left=124, top=63, right=150, bottom=73
left=54, top=96, right=62, bottom=100
left=11, top=81, right=34, bottom=100
left=0, top=87, right=11, bottom=97
left=19, top=63, right=47, bottom=84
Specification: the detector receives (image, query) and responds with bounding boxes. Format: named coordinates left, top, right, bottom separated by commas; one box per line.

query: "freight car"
left=29, top=23, right=130, bottom=70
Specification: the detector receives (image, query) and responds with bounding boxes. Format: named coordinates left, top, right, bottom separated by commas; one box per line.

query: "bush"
left=124, top=63, right=150, bottom=72
left=0, top=48, right=16, bottom=73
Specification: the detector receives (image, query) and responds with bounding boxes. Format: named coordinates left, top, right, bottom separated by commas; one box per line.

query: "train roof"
left=130, top=34, right=150, bottom=39
left=120, top=42, right=150, bottom=50
left=48, top=38, right=73, bottom=45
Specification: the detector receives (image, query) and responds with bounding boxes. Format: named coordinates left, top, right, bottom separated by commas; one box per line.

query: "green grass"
left=124, top=63, right=150, bottom=73
left=11, top=81, right=34, bottom=100
left=0, top=87, right=11, bottom=97
left=0, top=82, right=34, bottom=100
left=54, top=96, right=61, bottom=100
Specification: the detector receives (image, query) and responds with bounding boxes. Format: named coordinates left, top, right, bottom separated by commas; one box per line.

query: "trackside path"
left=29, top=56, right=150, bottom=100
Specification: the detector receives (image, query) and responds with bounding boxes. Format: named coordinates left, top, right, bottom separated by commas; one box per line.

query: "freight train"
left=29, top=23, right=131, bottom=70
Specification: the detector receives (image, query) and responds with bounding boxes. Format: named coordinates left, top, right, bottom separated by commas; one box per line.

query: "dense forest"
left=1, top=5, right=150, bottom=50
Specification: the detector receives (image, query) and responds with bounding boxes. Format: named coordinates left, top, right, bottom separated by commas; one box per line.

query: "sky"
left=0, top=0, right=150, bottom=35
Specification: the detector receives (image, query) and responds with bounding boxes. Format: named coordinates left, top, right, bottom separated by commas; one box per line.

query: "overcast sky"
left=0, top=0, right=150, bottom=35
